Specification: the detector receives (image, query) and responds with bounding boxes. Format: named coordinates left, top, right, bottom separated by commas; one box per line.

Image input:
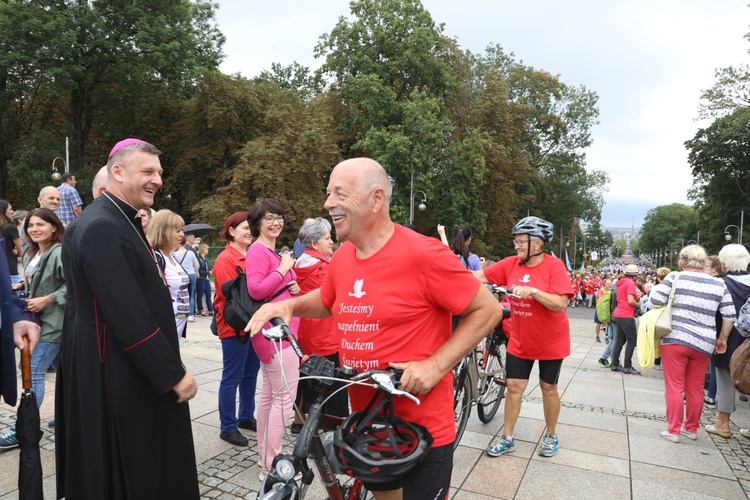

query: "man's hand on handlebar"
left=245, top=300, right=294, bottom=337
left=388, top=358, right=443, bottom=396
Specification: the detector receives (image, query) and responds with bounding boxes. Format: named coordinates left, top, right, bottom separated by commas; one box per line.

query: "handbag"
left=222, top=266, right=286, bottom=344
left=21, top=298, right=41, bottom=326
left=653, top=273, right=680, bottom=340
left=730, top=339, right=750, bottom=395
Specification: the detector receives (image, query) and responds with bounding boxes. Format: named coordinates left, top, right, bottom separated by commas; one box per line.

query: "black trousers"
left=612, top=317, right=637, bottom=368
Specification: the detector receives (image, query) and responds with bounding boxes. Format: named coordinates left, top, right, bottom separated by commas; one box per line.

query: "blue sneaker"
left=0, top=426, right=18, bottom=451
left=538, top=433, right=558, bottom=457
left=485, top=434, right=515, bottom=457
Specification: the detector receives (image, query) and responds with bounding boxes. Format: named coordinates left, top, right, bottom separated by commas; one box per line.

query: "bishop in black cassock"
left=55, top=140, right=199, bottom=499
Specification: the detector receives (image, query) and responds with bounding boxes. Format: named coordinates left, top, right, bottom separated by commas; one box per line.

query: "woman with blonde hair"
left=147, top=210, right=190, bottom=337
left=650, top=245, right=735, bottom=442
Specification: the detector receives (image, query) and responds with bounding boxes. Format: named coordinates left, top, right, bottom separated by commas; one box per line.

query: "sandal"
left=704, top=424, right=731, bottom=438
left=740, top=428, right=750, bottom=439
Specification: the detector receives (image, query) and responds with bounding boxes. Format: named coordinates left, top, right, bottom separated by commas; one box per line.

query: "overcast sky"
left=214, top=0, right=749, bottom=228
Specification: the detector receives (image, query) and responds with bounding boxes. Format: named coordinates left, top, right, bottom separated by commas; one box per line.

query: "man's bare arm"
left=245, top=288, right=331, bottom=336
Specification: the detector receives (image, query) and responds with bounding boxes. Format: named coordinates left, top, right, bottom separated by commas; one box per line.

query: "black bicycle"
left=453, top=285, right=510, bottom=447
left=257, top=319, right=418, bottom=500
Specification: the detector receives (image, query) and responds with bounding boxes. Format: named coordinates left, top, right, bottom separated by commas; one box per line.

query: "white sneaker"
left=660, top=430, right=680, bottom=443
left=188, top=316, right=196, bottom=322
left=680, top=428, right=698, bottom=440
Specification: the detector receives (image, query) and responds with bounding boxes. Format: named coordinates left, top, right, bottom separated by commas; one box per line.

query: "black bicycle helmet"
left=511, top=216, right=554, bottom=243
left=333, top=394, right=433, bottom=483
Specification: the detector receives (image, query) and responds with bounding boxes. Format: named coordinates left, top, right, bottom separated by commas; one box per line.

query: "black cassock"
left=55, top=194, right=199, bottom=499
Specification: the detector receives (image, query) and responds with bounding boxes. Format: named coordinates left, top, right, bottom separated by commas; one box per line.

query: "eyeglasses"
left=512, top=238, right=535, bottom=247
left=263, top=215, right=284, bottom=224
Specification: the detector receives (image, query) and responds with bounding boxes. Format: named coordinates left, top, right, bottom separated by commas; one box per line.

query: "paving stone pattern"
left=2, top=315, right=750, bottom=498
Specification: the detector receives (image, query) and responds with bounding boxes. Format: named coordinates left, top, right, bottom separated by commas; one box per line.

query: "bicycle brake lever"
left=370, top=373, right=420, bottom=405
left=262, top=325, right=286, bottom=341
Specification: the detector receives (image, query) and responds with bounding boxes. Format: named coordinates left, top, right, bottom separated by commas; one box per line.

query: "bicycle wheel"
left=453, top=367, right=471, bottom=449
left=477, top=340, right=507, bottom=423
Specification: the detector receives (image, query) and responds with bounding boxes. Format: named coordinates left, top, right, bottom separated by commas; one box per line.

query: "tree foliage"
left=2, top=0, right=607, bottom=256
left=639, top=204, right=698, bottom=253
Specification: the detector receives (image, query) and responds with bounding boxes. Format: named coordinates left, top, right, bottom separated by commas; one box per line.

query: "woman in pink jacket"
left=245, top=199, right=300, bottom=480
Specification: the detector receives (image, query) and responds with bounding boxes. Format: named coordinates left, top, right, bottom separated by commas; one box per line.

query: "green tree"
left=315, top=0, right=488, bottom=237
left=685, top=107, right=750, bottom=250
left=639, top=204, right=698, bottom=253
left=192, top=83, right=340, bottom=244
left=0, top=0, right=225, bottom=197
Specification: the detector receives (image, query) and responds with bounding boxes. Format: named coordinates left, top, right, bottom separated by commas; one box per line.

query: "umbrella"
left=17, top=336, right=43, bottom=500
left=182, top=223, right=216, bottom=237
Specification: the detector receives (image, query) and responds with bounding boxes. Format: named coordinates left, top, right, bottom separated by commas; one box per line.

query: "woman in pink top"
left=245, top=199, right=301, bottom=479
left=610, top=265, right=642, bottom=375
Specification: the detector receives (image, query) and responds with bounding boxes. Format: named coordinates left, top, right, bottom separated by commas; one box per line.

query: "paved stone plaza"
left=2, top=315, right=750, bottom=499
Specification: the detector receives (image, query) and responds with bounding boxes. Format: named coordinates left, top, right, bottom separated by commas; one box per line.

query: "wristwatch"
left=531, top=288, right=539, bottom=298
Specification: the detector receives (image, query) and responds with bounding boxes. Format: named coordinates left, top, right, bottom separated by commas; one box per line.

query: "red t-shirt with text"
left=483, top=255, right=573, bottom=360
left=320, top=225, right=480, bottom=447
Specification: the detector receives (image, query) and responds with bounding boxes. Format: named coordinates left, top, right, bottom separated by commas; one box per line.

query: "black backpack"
left=222, top=266, right=285, bottom=344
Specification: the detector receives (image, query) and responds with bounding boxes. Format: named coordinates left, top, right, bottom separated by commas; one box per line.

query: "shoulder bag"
left=654, top=273, right=680, bottom=340
left=222, top=266, right=286, bottom=344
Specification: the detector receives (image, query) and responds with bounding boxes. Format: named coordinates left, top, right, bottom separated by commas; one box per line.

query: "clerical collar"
left=101, top=191, right=140, bottom=220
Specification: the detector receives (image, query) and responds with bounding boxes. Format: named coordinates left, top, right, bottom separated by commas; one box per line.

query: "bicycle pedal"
left=493, top=377, right=507, bottom=386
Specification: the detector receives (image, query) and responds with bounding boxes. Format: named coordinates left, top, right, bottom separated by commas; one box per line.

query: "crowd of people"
left=0, top=138, right=748, bottom=499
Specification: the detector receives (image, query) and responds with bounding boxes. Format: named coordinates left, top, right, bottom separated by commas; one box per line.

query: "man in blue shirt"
left=56, top=172, right=83, bottom=226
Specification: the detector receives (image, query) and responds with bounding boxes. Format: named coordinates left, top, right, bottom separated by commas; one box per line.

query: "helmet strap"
left=519, top=240, right=545, bottom=266
left=351, top=391, right=408, bottom=458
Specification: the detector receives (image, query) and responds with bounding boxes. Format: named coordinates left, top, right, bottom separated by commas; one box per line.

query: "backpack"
left=736, top=297, right=750, bottom=338
left=222, top=266, right=286, bottom=344
left=596, top=290, right=615, bottom=324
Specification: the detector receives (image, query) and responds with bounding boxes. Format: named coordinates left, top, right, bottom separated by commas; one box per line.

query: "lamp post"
left=561, top=236, right=571, bottom=268
left=408, top=172, right=427, bottom=225
left=725, top=224, right=741, bottom=243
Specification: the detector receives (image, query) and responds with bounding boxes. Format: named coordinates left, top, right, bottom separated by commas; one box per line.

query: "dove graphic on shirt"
left=348, top=279, right=367, bottom=298
left=520, top=274, right=531, bottom=283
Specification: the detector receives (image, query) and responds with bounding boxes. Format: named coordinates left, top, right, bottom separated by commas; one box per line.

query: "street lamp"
left=51, top=157, right=66, bottom=182
left=559, top=236, right=571, bottom=258
left=725, top=224, right=740, bottom=243
left=51, top=137, right=70, bottom=182
left=409, top=172, right=426, bottom=225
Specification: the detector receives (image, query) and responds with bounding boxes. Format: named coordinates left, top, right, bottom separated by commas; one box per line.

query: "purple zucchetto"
left=108, top=138, right=147, bottom=159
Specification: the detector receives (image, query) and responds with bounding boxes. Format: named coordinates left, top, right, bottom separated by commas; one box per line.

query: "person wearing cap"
left=610, top=264, right=643, bottom=375
left=56, top=172, right=83, bottom=226
left=56, top=138, right=199, bottom=498
left=475, top=216, right=574, bottom=460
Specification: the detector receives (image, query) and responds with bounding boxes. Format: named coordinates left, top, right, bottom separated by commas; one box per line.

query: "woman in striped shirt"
left=650, top=244, right=735, bottom=443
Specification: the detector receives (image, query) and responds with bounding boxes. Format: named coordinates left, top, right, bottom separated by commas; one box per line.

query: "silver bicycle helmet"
left=511, top=216, right=554, bottom=243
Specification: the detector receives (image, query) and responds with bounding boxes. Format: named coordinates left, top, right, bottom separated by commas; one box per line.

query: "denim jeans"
left=196, top=277, right=213, bottom=313
left=219, top=337, right=261, bottom=432
left=707, top=362, right=717, bottom=399
left=602, top=323, right=618, bottom=359
left=31, top=341, right=60, bottom=407
left=188, top=273, right=197, bottom=316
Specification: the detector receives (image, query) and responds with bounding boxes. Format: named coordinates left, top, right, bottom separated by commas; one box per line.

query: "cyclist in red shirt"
left=248, top=157, right=502, bottom=499
left=474, top=216, right=573, bottom=459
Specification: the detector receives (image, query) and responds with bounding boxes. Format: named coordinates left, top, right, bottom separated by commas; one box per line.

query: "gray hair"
left=679, top=244, right=708, bottom=269
left=719, top=243, right=750, bottom=272
left=299, top=217, right=332, bottom=249
left=107, top=142, right=161, bottom=173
